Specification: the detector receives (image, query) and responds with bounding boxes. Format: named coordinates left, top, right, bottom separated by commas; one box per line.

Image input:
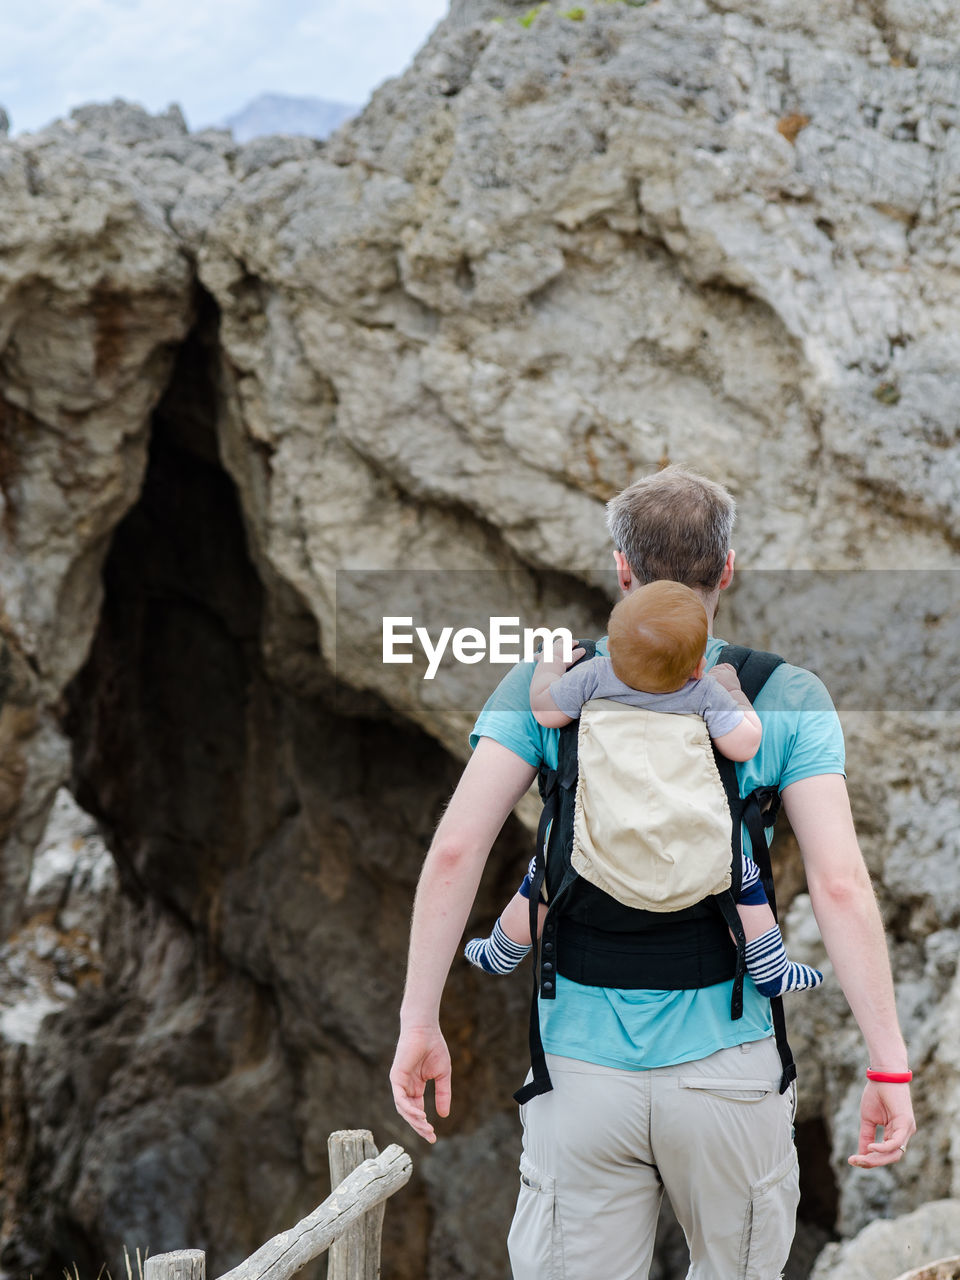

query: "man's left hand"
left=848, top=1081, right=917, bottom=1168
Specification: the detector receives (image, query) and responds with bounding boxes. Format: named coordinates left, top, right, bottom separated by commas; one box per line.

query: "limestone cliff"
left=0, top=0, right=958, bottom=1276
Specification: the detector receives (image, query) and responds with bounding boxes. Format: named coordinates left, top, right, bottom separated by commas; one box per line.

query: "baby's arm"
left=464, top=857, right=547, bottom=974
left=529, top=641, right=586, bottom=728
left=713, top=712, right=762, bottom=762
left=706, top=663, right=762, bottom=762
left=500, top=890, right=548, bottom=945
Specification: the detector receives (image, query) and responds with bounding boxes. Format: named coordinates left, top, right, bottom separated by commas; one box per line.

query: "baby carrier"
left=515, top=642, right=797, bottom=1104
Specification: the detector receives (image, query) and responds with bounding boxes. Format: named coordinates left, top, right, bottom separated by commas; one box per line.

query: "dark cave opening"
left=65, top=291, right=278, bottom=931
left=797, top=1115, right=841, bottom=1234
left=16, top=288, right=529, bottom=1280
left=40, top=289, right=303, bottom=1278
left=792, top=1113, right=841, bottom=1271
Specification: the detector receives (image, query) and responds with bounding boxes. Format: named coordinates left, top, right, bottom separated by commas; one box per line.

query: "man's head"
left=605, top=465, right=736, bottom=591
left=607, top=580, right=708, bottom=693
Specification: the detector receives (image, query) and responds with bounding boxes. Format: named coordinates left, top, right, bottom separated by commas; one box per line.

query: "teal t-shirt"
left=469, top=634, right=846, bottom=1070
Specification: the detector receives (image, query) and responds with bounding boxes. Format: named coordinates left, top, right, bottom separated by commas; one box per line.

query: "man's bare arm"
left=782, top=773, right=916, bottom=1168
left=390, top=737, right=537, bottom=1142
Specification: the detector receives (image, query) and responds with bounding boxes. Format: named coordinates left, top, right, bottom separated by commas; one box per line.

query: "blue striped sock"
left=465, top=918, right=531, bottom=975
left=745, top=924, right=823, bottom=997
left=740, top=855, right=761, bottom=894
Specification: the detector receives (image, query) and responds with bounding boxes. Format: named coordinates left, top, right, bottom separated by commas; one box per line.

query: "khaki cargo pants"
left=508, top=1039, right=799, bottom=1280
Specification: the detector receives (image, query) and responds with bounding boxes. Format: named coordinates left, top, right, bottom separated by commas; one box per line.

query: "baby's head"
left=607, top=580, right=708, bottom=694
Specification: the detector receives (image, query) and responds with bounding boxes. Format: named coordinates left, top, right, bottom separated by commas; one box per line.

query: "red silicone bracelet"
left=866, top=1069, right=913, bottom=1084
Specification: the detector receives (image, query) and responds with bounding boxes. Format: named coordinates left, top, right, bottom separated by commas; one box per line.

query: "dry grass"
left=58, top=1244, right=148, bottom=1280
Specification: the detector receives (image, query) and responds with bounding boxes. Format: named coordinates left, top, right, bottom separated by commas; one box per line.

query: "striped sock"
left=745, top=925, right=824, bottom=997
left=464, top=918, right=531, bottom=975
left=740, top=855, right=761, bottom=895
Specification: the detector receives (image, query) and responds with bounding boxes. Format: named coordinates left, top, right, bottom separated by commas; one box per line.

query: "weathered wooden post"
left=144, top=1250, right=206, bottom=1280
left=327, top=1130, right=385, bottom=1280
left=215, top=1142, right=411, bottom=1280
left=130, top=1133, right=410, bottom=1280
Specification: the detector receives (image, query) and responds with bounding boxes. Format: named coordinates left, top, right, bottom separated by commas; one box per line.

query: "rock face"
left=809, top=1200, right=960, bottom=1280
left=0, top=1, right=958, bottom=1276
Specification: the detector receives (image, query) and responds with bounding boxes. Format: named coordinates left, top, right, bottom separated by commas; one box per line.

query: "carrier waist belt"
left=555, top=913, right=736, bottom=990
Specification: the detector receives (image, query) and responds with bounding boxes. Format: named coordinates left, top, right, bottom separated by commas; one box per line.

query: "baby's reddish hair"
left=607, top=580, right=708, bottom=693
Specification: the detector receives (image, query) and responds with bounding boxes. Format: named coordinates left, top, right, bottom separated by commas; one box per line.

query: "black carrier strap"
left=515, top=777, right=557, bottom=1103
left=717, top=645, right=796, bottom=1095
left=515, top=640, right=596, bottom=1104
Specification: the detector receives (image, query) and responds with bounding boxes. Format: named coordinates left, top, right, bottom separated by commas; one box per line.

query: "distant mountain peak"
left=224, top=92, right=359, bottom=143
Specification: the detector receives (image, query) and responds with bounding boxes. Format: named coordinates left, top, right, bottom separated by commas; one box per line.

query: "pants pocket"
left=677, top=1075, right=776, bottom=1103
left=508, top=1153, right=565, bottom=1280
left=738, top=1148, right=801, bottom=1280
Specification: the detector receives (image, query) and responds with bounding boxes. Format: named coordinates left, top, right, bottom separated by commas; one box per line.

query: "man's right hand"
left=390, top=1024, right=452, bottom=1144
left=389, top=739, right=537, bottom=1144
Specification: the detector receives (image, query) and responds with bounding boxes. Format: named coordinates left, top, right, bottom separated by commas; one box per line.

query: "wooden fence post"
left=144, top=1251, right=206, bottom=1280
left=134, top=1135, right=410, bottom=1280
left=327, top=1130, right=384, bottom=1280
left=214, top=1143, right=410, bottom=1280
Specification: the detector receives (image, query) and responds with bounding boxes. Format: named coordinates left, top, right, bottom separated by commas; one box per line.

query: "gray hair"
left=605, top=465, right=736, bottom=590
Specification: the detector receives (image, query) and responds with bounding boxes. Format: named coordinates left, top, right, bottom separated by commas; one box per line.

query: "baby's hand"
left=536, top=641, right=586, bottom=670
left=708, top=662, right=742, bottom=695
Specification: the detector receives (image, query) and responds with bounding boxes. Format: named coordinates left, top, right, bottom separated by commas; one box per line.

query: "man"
left=390, top=466, right=915, bottom=1279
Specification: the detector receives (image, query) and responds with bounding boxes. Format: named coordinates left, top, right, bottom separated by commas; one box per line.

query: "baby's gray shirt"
left=549, top=654, right=745, bottom=739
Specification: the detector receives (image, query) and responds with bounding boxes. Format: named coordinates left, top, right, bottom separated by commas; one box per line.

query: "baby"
left=465, top=580, right=823, bottom=1000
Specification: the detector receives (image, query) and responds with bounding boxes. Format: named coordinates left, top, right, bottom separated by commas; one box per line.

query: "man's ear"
left=718, top=549, right=735, bottom=592
left=613, top=549, right=633, bottom=594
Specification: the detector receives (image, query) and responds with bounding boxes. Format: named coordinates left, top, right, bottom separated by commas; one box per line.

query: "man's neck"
left=696, top=587, right=721, bottom=635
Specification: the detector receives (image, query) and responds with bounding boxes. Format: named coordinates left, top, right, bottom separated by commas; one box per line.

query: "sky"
left=0, top=0, right=451, bottom=135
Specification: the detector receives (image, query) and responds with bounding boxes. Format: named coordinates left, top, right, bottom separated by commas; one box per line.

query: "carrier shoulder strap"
left=715, top=644, right=796, bottom=1095
left=515, top=639, right=596, bottom=1105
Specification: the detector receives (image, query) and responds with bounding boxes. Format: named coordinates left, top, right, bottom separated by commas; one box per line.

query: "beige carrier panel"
left=572, top=698, right=732, bottom=912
